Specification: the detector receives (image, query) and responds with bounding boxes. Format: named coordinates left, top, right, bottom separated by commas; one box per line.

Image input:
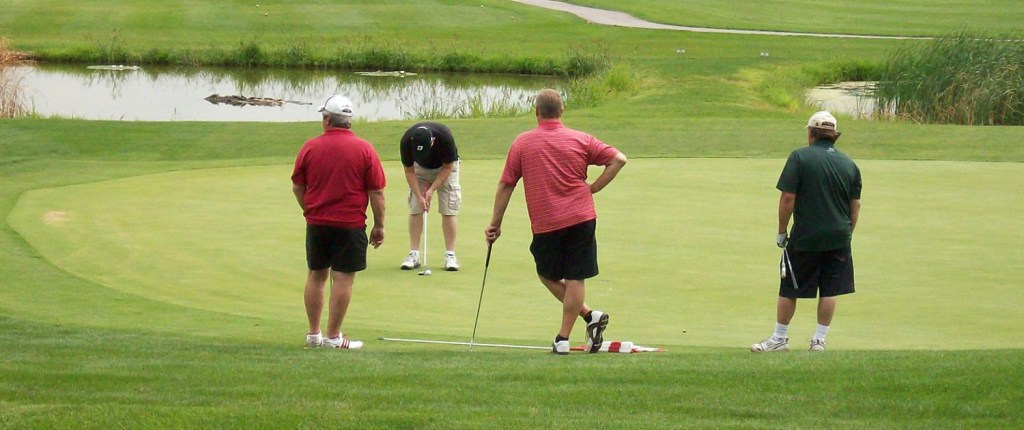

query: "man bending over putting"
left=485, top=89, right=627, bottom=355
left=752, top=111, right=861, bottom=353
left=398, top=121, right=462, bottom=271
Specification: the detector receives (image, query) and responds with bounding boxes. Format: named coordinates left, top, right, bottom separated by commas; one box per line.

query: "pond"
left=10, top=64, right=562, bottom=122
left=805, top=81, right=880, bottom=119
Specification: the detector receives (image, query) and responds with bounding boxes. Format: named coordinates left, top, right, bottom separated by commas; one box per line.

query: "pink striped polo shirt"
left=500, top=119, right=619, bottom=234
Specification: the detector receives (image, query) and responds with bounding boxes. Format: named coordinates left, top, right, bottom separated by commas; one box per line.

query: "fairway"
left=9, top=158, right=1023, bottom=350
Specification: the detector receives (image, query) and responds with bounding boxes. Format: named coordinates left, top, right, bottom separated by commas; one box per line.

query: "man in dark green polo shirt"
left=751, top=111, right=862, bottom=353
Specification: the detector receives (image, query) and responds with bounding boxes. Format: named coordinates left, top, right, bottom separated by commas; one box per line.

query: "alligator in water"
left=203, top=94, right=312, bottom=107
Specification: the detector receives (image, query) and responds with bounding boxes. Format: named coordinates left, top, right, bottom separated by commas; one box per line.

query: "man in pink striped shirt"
left=485, top=89, right=628, bottom=355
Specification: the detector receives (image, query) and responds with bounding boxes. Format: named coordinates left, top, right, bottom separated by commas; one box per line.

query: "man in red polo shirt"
left=292, top=94, right=387, bottom=350
left=485, top=89, right=627, bottom=355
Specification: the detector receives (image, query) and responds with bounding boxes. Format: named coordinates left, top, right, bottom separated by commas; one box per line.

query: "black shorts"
left=530, top=220, right=598, bottom=281
left=780, top=246, right=855, bottom=299
left=305, top=224, right=368, bottom=273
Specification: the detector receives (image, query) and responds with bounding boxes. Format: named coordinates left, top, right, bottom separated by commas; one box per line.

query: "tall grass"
left=754, top=59, right=884, bottom=111
left=876, top=32, right=1024, bottom=125
left=34, top=37, right=610, bottom=77
left=401, top=86, right=534, bottom=120
left=566, top=63, right=646, bottom=109
left=0, top=37, right=33, bottom=118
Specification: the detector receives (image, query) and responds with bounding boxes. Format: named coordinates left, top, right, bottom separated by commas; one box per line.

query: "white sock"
left=445, top=250, right=455, bottom=257
left=409, top=250, right=419, bottom=257
left=814, top=324, right=830, bottom=341
left=773, top=323, right=789, bottom=341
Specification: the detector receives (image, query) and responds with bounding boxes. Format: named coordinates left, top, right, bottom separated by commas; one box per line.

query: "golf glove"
left=776, top=233, right=788, bottom=248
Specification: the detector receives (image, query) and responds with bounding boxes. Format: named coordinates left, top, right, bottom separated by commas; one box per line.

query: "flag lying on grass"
left=570, top=341, right=665, bottom=353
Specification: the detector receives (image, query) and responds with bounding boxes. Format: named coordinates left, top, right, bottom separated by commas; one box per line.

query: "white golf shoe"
left=306, top=332, right=323, bottom=348
left=551, top=338, right=570, bottom=355
left=750, top=337, right=789, bottom=352
left=809, top=338, right=826, bottom=352
left=585, top=310, right=609, bottom=353
left=324, top=335, right=363, bottom=350
left=400, top=252, right=420, bottom=270
left=444, top=253, right=460, bottom=271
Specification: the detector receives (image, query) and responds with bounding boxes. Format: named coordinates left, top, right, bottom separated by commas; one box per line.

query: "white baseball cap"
left=806, top=111, right=837, bottom=131
left=317, top=95, right=354, bottom=117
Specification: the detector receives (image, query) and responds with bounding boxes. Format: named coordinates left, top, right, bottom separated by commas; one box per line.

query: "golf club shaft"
left=380, top=337, right=548, bottom=350
left=469, top=242, right=493, bottom=351
left=422, top=210, right=427, bottom=267
left=783, top=248, right=799, bottom=290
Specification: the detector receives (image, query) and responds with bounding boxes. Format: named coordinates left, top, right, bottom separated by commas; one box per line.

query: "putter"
left=418, top=211, right=430, bottom=275
left=782, top=248, right=799, bottom=291
left=468, top=241, right=493, bottom=351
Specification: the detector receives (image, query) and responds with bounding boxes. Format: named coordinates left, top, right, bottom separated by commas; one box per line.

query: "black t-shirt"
left=776, top=140, right=862, bottom=252
left=400, top=122, right=459, bottom=169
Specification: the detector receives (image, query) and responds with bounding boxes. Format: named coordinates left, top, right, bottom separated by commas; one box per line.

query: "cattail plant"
left=876, top=31, right=1024, bottom=126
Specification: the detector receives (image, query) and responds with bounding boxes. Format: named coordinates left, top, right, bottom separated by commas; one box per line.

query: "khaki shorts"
left=408, top=161, right=461, bottom=216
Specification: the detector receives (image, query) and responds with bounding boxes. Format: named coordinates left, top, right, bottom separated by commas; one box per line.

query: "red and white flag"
left=571, top=341, right=665, bottom=353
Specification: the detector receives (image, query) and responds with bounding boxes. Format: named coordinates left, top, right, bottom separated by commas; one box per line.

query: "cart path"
left=511, top=0, right=924, bottom=40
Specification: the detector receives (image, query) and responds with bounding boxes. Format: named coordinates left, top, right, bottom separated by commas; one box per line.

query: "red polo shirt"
left=500, top=119, right=619, bottom=234
left=292, top=128, right=387, bottom=228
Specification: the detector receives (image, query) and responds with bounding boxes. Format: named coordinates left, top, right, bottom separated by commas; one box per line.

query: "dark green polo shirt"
left=777, top=139, right=862, bottom=252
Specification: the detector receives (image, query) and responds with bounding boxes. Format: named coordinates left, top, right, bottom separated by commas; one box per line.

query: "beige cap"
left=806, top=111, right=837, bottom=131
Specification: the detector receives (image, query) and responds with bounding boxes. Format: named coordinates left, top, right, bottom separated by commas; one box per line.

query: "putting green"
left=8, top=158, right=1024, bottom=350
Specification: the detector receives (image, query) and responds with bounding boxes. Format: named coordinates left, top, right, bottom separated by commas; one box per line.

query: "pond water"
left=805, top=81, right=879, bottom=119
left=10, top=64, right=561, bottom=122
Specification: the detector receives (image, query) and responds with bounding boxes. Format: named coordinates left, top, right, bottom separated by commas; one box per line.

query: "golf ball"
left=424, top=269, right=432, bottom=275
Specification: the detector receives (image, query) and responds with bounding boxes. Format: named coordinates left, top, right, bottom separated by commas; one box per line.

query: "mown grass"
left=2, top=317, right=1022, bottom=429
left=557, top=0, right=1024, bottom=36
left=8, top=157, right=1024, bottom=352
left=876, top=32, right=1024, bottom=125
left=2, top=1, right=1024, bottom=429
left=3, top=116, right=1023, bottom=429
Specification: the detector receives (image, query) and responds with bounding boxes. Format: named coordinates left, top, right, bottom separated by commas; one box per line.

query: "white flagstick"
left=380, top=337, right=548, bottom=350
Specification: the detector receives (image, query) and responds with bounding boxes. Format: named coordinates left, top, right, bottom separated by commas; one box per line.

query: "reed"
left=0, top=37, right=33, bottom=118
left=31, top=38, right=610, bottom=78
left=876, top=31, right=1024, bottom=125
left=402, top=86, right=534, bottom=120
